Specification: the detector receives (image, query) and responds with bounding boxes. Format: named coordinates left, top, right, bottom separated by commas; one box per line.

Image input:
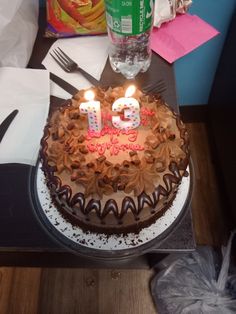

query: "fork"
left=50, top=47, right=166, bottom=94
left=50, top=47, right=100, bottom=86
left=142, top=79, right=166, bottom=95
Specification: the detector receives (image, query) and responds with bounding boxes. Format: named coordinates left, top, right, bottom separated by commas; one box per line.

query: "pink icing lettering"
left=141, top=118, right=149, bottom=126
left=87, top=143, right=97, bottom=152
left=110, top=145, right=119, bottom=156
left=97, top=143, right=106, bottom=155
left=140, top=107, right=155, bottom=116
left=127, top=131, right=138, bottom=142
left=132, top=144, right=144, bottom=151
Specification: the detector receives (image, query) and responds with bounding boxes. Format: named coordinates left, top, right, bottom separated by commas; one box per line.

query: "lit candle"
left=112, top=85, right=140, bottom=130
left=80, top=90, right=102, bottom=132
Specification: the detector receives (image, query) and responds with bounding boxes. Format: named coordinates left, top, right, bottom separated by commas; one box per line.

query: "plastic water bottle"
left=104, top=0, right=155, bottom=79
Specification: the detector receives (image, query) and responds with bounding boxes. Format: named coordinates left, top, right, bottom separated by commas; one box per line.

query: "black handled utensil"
left=50, top=47, right=100, bottom=87
left=50, top=72, right=78, bottom=96
left=0, top=109, right=19, bottom=143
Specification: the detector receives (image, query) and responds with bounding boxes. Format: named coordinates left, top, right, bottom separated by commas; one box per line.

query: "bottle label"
left=105, top=0, right=155, bottom=35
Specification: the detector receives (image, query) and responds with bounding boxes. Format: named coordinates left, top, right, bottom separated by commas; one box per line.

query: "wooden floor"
left=0, top=122, right=229, bottom=314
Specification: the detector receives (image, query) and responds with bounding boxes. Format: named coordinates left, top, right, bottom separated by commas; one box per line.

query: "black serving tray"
left=28, top=158, right=194, bottom=262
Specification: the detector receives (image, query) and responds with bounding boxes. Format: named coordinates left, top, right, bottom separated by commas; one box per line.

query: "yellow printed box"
left=46, top=0, right=107, bottom=37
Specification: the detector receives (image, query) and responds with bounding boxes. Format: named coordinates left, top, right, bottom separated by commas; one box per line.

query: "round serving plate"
left=30, top=159, right=193, bottom=261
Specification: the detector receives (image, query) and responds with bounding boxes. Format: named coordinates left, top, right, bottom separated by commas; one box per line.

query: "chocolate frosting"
left=40, top=86, right=190, bottom=234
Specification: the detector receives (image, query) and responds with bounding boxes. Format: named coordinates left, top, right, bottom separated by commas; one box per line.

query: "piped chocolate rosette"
left=40, top=86, right=190, bottom=234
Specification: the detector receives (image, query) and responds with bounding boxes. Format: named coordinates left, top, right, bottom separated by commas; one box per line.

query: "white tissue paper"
left=42, top=35, right=109, bottom=99
left=0, top=67, right=50, bottom=166
left=154, top=0, right=176, bottom=28
left=0, top=0, right=39, bottom=68
left=154, top=0, right=192, bottom=28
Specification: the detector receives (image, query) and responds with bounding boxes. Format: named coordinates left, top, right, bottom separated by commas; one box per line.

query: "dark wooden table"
left=0, top=11, right=195, bottom=267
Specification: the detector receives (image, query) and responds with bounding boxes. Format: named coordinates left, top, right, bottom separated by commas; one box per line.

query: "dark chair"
left=208, top=8, right=236, bottom=229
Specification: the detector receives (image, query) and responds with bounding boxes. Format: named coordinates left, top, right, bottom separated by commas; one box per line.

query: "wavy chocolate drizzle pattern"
left=40, top=100, right=190, bottom=227
left=138, top=192, right=154, bottom=213
left=41, top=159, right=186, bottom=226
left=102, top=200, right=119, bottom=218
left=120, top=197, right=137, bottom=219
left=84, top=199, right=101, bottom=217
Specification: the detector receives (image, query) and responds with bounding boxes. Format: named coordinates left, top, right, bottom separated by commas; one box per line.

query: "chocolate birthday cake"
left=40, top=86, right=189, bottom=234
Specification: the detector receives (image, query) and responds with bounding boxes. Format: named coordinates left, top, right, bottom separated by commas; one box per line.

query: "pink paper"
left=150, top=14, right=220, bottom=63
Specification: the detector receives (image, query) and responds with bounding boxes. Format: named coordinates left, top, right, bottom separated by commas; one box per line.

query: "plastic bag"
left=151, top=231, right=236, bottom=314
left=0, top=0, right=38, bottom=68
left=45, top=0, right=107, bottom=38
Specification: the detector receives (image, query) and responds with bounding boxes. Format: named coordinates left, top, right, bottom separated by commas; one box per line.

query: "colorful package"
left=45, top=0, right=107, bottom=37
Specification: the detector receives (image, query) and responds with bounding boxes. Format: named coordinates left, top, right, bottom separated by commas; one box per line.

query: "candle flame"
left=125, top=85, right=136, bottom=98
left=84, top=90, right=95, bottom=101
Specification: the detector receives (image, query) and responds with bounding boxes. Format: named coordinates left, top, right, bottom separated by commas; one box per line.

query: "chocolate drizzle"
left=137, top=193, right=154, bottom=213
left=57, top=185, right=72, bottom=202
left=102, top=200, right=119, bottom=218
left=47, top=175, right=61, bottom=190
left=152, top=185, right=168, bottom=207
left=84, top=199, right=101, bottom=217
left=120, top=197, right=137, bottom=219
left=71, top=193, right=85, bottom=212
left=163, top=173, right=180, bottom=192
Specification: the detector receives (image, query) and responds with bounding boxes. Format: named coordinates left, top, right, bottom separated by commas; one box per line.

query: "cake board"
left=30, top=158, right=194, bottom=262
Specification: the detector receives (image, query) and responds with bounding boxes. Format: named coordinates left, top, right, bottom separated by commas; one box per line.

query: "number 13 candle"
left=80, top=90, right=102, bottom=132
left=112, top=85, right=140, bottom=130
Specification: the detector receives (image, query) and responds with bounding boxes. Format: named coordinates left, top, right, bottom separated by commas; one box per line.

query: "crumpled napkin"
left=151, top=13, right=219, bottom=63
left=42, top=35, right=109, bottom=99
left=0, top=0, right=39, bottom=67
left=0, top=67, right=50, bottom=165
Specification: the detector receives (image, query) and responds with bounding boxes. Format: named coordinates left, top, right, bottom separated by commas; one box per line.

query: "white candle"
left=80, top=90, right=102, bottom=132
left=112, top=85, right=140, bottom=130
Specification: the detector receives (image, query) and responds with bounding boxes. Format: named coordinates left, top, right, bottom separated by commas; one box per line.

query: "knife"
left=50, top=72, right=78, bottom=96
left=0, top=109, right=19, bottom=143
